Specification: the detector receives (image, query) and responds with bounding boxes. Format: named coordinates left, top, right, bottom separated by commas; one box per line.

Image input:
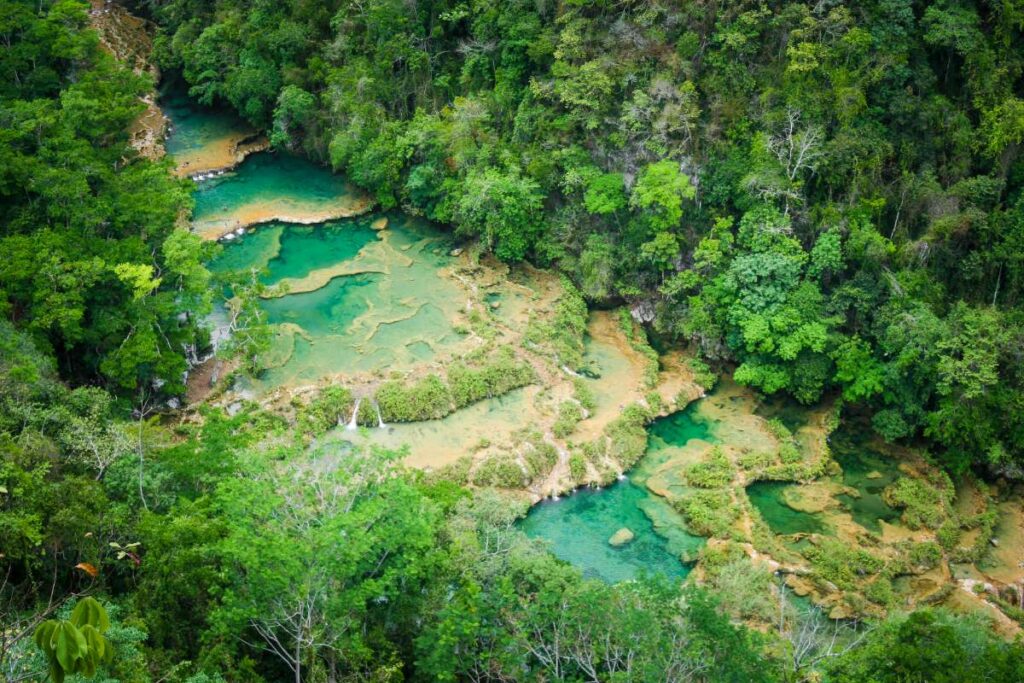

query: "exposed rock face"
left=89, top=1, right=168, bottom=160
left=609, top=527, right=635, bottom=547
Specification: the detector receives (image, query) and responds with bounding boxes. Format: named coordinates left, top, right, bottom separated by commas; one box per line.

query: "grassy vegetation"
left=295, top=386, right=353, bottom=436
left=553, top=401, right=583, bottom=439
left=471, top=455, right=528, bottom=488
left=671, top=489, right=739, bottom=538
left=685, top=446, right=734, bottom=488
left=376, top=352, right=535, bottom=423
left=572, top=377, right=597, bottom=412
left=686, top=358, right=718, bottom=392
left=803, top=538, right=885, bottom=592
left=883, top=476, right=954, bottom=530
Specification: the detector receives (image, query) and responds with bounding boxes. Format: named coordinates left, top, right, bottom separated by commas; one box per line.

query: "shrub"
left=936, top=519, right=961, bottom=551
left=804, top=538, right=884, bottom=590
left=572, top=377, right=597, bottom=412
left=778, top=442, right=802, bottom=464
left=766, top=418, right=793, bottom=441
left=296, top=385, right=353, bottom=436
left=687, top=357, right=718, bottom=391
left=672, top=489, right=738, bottom=537
left=605, top=403, right=652, bottom=469
left=865, top=576, right=896, bottom=607
left=569, top=452, right=587, bottom=482
left=553, top=401, right=583, bottom=438
left=685, top=446, right=734, bottom=488
left=883, top=477, right=948, bottom=529
left=523, top=440, right=558, bottom=480
left=377, top=375, right=454, bottom=422
left=908, top=541, right=943, bottom=570
left=447, top=351, right=534, bottom=408
left=739, top=451, right=775, bottom=471
left=472, top=455, right=527, bottom=488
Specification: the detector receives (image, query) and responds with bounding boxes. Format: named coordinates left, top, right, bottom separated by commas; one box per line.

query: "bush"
left=687, top=357, right=718, bottom=391
left=572, top=377, right=597, bottom=412
left=604, top=403, right=652, bottom=469
left=553, top=401, right=583, bottom=438
left=908, top=541, right=943, bottom=570
left=569, top=452, right=587, bottom=482
left=685, top=446, right=733, bottom=488
left=376, top=375, right=454, bottom=422
left=865, top=575, right=896, bottom=607
left=296, top=386, right=353, bottom=436
left=804, top=538, right=884, bottom=590
left=883, top=477, right=948, bottom=529
left=765, top=418, right=792, bottom=441
left=671, top=489, right=738, bottom=537
left=778, top=442, right=802, bottom=464
left=523, top=440, right=558, bottom=480
left=447, top=351, right=534, bottom=408
left=472, top=456, right=527, bottom=488
left=739, top=451, right=774, bottom=471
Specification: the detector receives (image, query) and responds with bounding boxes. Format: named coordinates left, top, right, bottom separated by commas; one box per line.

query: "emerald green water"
left=831, top=427, right=901, bottom=533
left=216, top=215, right=464, bottom=392
left=162, top=88, right=247, bottom=164
left=192, top=153, right=362, bottom=237
left=209, top=220, right=378, bottom=286
left=163, top=87, right=465, bottom=392
left=520, top=405, right=710, bottom=582
left=746, top=425, right=901, bottom=536
left=746, top=482, right=827, bottom=536
left=521, top=482, right=694, bottom=583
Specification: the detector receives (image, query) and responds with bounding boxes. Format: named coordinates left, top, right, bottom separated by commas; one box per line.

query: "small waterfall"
left=374, top=402, right=386, bottom=429
left=617, top=473, right=627, bottom=481
left=346, top=398, right=362, bottom=430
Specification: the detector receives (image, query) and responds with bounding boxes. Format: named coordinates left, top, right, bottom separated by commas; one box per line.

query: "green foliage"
left=454, top=167, right=545, bottom=262
left=687, top=357, right=718, bottom=391
left=446, top=351, right=535, bottom=409
left=685, top=446, right=734, bottom=488
left=377, top=374, right=454, bottom=422
left=672, top=489, right=739, bottom=537
left=572, top=377, right=597, bottom=412
left=295, top=386, right=353, bottom=436
left=804, top=538, right=884, bottom=591
left=471, top=455, right=527, bottom=489
left=568, top=451, right=587, bottom=483
left=34, top=597, right=113, bottom=682
left=148, top=0, right=1024, bottom=473
left=602, top=403, right=653, bottom=469
left=553, top=401, right=583, bottom=439
left=0, top=0, right=206, bottom=397
left=377, top=352, right=534, bottom=424
left=883, top=477, right=952, bottom=530
left=824, top=609, right=1024, bottom=682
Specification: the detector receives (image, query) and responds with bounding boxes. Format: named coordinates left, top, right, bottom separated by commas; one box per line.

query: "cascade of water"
left=374, top=402, right=386, bottom=428
left=346, top=398, right=362, bottom=430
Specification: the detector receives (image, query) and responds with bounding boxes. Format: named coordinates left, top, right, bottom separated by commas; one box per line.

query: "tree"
left=454, top=167, right=546, bottom=262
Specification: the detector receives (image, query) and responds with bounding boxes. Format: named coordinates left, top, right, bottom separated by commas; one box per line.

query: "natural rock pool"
left=521, top=407, right=711, bottom=582
left=167, top=95, right=1024, bottom=629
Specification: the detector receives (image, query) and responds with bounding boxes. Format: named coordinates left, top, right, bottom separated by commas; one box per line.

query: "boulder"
left=371, top=217, right=388, bottom=230
left=608, top=528, right=635, bottom=547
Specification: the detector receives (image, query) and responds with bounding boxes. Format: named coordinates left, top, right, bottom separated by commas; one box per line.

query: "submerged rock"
left=371, top=217, right=389, bottom=230
left=608, top=527, right=635, bottom=547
